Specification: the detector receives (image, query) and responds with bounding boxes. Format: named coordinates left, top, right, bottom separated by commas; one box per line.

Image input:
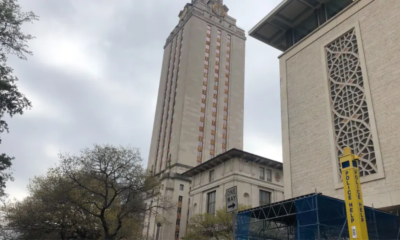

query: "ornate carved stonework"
left=325, top=28, right=377, bottom=177
left=275, top=172, right=281, bottom=182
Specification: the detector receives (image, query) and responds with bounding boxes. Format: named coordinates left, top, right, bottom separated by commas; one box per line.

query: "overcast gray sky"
left=2, top=0, right=283, bottom=200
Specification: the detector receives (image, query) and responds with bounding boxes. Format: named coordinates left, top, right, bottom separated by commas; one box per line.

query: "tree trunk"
left=100, top=209, right=113, bottom=240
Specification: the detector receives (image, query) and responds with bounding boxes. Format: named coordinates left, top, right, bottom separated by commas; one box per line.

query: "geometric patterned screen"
left=325, top=28, right=377, bottom=177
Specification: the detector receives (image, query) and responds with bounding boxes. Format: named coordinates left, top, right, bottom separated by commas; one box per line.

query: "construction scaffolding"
left=236, top=193, right=400, bottom=240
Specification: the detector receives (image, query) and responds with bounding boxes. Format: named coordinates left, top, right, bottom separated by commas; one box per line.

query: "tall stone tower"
left=145, top=0, right=246, bottom=239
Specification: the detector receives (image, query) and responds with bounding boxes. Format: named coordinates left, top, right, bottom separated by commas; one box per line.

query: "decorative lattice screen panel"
left=325, top=28, right=377, bottom=177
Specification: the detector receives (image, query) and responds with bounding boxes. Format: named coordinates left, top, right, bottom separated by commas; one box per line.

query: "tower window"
left=207, top=191, right=216, bottom=214
left=260, top=167, right=265, bottom=180
left=267, top=169, right=272, bottom=182
left=209, top=170, right=215, bottom=182
left=259, top=190, right=271, bottom=206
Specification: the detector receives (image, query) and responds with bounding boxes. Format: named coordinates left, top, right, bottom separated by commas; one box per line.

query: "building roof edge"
left=182, top=148, right=282, bottom=177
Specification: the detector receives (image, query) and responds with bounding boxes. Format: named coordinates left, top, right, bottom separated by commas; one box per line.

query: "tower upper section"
left=165, top=0, right=245, bottom=49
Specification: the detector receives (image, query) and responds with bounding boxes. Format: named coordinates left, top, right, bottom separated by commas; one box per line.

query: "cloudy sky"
left=2, top=0, right=283, bottom=200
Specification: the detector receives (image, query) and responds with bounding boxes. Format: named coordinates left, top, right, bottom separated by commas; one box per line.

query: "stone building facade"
left=250, top=0, right=400, bottom=212
left=183, top=149, right=284, bottom=218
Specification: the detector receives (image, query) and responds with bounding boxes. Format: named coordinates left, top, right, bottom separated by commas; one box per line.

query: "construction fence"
left=236, top=193, right=400, bottom=240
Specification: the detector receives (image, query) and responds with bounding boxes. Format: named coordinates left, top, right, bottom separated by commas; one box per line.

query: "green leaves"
left=183, top=204, right=251, bottom=240
left=0, top=153, right=13, bottom=196
left=0, top=0, right=38, bottom=59
left=0, top=0, right=38, bottom=199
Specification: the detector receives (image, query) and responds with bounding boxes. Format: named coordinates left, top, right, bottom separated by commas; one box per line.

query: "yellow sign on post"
left=340, top=147, right=369, bottom=240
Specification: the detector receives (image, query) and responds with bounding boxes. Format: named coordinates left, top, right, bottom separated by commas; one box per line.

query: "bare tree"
left=3, top=145, right=174, bottom=240
left=59, top=144, right=175, bottom=240
left=3, top=169, right=102, bottom=239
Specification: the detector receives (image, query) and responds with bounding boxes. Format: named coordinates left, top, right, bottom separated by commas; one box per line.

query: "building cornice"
left=154, top=163, right=193, bottom=177
left=159, top=172, right=192, bottom=183
left=190, top=173, right=284, bottom=195
left=183, top=148, right=283, bottom=177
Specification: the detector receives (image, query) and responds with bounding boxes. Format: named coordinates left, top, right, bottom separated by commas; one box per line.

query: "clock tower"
left=144, top=0, right=246, bottom=239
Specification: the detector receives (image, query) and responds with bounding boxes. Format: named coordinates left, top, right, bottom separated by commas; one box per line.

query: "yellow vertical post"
left=340, top=147, right=369, bottom=240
